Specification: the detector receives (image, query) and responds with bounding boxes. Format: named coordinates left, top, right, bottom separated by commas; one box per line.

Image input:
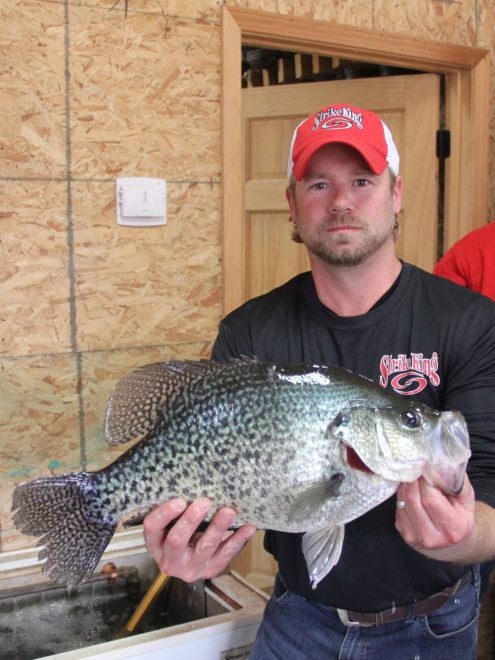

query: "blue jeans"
left=250, top=570, right=480, bottom=660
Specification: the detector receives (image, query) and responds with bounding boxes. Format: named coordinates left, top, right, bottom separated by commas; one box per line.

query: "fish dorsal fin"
left=302, top=525, right=345, bottom=589
left=104, top=360, right=225, bottom=445
left=288, top=474, right=344, bottom=524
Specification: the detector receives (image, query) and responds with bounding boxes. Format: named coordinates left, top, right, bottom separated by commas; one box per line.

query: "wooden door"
left=244, top=74, right=440, bottom=299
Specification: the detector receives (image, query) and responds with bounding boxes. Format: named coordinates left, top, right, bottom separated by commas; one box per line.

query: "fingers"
left=143, top=497, right=188, bottom=558
left=395, top=477, right=475, bottom=552
left=191, top=505, right=239, bottom=556
left=142, top=498, right=257, bottom=582
left=395, top=480, right=444, bottom=548
left=198, top=514, right=257, bottom=579
left=165, top=497, right=217, bottom=551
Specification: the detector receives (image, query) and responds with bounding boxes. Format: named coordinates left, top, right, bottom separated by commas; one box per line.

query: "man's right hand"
left=143, top=497, right=257, bottom=582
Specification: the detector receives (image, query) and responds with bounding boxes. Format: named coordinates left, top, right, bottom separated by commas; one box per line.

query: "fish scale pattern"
left=11, top=359, right=469, bottom=587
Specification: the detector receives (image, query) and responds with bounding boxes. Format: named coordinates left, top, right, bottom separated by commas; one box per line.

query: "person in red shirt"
left=435, top=222, right=495, bottom=600
left=434, top=222, right=495, bottom=299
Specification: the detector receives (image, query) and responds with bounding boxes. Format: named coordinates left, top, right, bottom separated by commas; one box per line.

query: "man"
left=144, top=104, right=495, bottom=658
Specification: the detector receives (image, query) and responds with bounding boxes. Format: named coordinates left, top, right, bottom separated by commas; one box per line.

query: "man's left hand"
left=395, top=476, right=477, bottom=561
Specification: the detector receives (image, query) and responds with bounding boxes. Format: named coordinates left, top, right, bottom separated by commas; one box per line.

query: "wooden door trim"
left=222, top=6, right=490, bottom=314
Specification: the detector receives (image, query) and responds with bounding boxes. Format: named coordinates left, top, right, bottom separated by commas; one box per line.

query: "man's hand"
left=143, top=497, right=257, bottom=582
left=394, top=475, right=494, bottom=563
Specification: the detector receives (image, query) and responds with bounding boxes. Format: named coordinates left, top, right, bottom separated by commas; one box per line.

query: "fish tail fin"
left=12, top=472, right=116, bottom=588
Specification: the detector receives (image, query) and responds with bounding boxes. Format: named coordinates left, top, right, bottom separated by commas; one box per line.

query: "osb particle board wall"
left=1, top=0, right=494, bottom=553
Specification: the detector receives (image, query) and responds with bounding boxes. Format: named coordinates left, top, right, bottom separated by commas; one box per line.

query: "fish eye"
left=401, top=410, right=421, bottom=428
left=334, top=412, right=350, bottom=427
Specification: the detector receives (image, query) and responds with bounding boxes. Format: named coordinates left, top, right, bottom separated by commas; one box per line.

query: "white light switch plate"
left=116, top=177, right=167, bottom=226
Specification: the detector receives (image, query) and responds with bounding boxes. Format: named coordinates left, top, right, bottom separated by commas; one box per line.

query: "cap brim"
left=292, top=133, right=388, bottom=180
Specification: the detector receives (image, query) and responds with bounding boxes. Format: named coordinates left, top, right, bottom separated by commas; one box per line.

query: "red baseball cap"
left=287, top=104, right=400, bottom=180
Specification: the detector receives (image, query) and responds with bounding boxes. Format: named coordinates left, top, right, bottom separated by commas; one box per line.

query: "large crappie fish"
left=12, top=359, right=470, bottom=589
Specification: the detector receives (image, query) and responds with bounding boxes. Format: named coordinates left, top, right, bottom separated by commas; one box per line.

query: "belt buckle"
left=337, top=608, right=371, bottom=628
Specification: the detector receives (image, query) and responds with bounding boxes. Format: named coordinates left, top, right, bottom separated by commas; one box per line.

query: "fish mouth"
left=335, top=406, right=471, bottom=493
left=345, top=446, right=373, bottom=473
left=422, top=410, right=471, bottom=495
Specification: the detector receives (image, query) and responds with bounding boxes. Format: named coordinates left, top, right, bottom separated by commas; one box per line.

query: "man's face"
left=286, top=143, right=402, bottom=267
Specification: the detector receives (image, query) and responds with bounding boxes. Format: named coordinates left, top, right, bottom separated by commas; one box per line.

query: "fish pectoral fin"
left=288, top=474, right=344, bottom=524
left=302, top=525, right=345, bottom=590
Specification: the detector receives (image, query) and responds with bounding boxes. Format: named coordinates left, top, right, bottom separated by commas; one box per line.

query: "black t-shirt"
left=211, top=263, right=495, bottom=612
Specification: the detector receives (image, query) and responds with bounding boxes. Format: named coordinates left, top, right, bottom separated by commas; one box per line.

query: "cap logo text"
left=313, top=107, right=364, bottom=131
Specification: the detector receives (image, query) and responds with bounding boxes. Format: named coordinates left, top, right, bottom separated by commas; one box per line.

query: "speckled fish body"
left=12, top=359, right=470, bottom=588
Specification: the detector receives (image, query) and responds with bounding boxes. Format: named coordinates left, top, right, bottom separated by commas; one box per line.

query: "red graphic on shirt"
left=379, top=353, right=439, bottom=396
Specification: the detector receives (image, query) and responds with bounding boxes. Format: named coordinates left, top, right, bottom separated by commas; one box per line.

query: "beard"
left=292, top=213, right=397, bottom=267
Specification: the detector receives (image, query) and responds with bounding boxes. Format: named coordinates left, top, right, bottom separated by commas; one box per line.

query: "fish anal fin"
left=302, top=525, right=345, bottom=589
left=121, top=507, right=155, bottom=528
left=288, top=473, right=344, bottom=524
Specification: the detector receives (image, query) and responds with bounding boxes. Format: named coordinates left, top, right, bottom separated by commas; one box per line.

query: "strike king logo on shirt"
left=379, top=352, right=440, bottom=396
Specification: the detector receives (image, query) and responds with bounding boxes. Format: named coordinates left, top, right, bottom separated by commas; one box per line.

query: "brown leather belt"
left=337, top=572, right=472, bottom=627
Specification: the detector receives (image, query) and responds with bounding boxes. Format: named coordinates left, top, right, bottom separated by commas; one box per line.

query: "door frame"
left=222, top=6, right=490, bottom=314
